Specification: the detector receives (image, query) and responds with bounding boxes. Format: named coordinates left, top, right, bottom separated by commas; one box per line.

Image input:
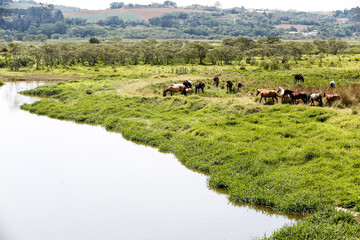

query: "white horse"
left=307, top=93, right=323, bottom=106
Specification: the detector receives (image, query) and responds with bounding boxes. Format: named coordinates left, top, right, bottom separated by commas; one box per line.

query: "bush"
left=89, top=37, right=101, bottom=44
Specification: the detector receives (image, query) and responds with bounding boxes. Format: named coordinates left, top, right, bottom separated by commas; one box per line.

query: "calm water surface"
left=0, top=82, right=295, bottom=240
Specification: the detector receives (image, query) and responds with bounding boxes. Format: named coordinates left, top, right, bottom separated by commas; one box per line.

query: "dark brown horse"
left=226, top=80, right=234, bottom=93
left=237, top=82, right=244, bottom=92
left=213, top=76, right=219, bottom=87
left=283, top=89, right=307, bottom=104
left=183, top=80, right=192, bottom=89
left=195, top=81, right=205, bottom=93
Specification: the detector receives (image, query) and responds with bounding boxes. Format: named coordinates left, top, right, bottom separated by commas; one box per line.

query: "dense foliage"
left=0, top=38, right=352, bottom=73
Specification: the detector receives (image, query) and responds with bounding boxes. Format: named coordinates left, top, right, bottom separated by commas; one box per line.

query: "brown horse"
left=324, top=91, right=340, bottom=105
left=226, top=81, right=234, bottom=93
left=195, top=81, right=205, bottom=93
left=237, top=82, right=244, bottom=92
left=256, top=89, right=278, bottom=103
left=163, top=84, right=187, bottom=97
left=283, top=89, right=307, bottom=104
left=213, top=76, right=219, bottom=87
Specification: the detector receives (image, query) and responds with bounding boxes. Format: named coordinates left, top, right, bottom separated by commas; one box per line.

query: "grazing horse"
left=163, top=84, right=187, bottom=97
left=237, top=82, right=244, bottom=92
left=283, top=89, right=308, bottom=104
left=256, top=89, right=278, bottom=103
left=307, top=93, right=323, bottom=106
left=293, top=74, right=304, bottom=84
left=226, top=80, right=234, bottom=93
left=324, top=91, right=340, bottom=105
left=330, top=81, right=336, bottom=88
left=183, top=80, right=192, bottom=89
left=213, top=76, right=220, bottom=87
left=195, top=81, right=205, bottom=93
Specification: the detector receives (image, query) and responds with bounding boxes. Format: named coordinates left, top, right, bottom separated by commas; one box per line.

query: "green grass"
left=12, top=55, right=360, bottom=239
left=0, top=80, right=4, bottom=86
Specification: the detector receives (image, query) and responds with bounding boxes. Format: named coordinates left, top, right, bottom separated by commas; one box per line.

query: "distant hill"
left=1, top=0, right=86, bottom=13
left=64, top=8, right=208, bottom=22
left=1, top=0, right=359, bottom=41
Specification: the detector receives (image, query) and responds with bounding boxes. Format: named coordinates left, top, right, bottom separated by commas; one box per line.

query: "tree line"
left=0, top=37, right=351, bottom=71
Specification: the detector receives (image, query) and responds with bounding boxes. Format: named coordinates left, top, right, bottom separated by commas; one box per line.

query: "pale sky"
left=37, top=0, right=359, bottom=11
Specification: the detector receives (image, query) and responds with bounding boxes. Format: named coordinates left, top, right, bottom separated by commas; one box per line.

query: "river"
left=0, top=81, right=295, bottom=240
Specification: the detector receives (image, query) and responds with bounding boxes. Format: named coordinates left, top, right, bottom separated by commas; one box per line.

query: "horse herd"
left=163, top=76, right=244, bottom=96
left=257, top=86, right=340, bottom=106
left=163, top=75, right=341, bottom=107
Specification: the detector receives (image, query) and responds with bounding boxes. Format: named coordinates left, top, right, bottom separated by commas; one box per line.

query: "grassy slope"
left=16, top=57, right=360, bottom=238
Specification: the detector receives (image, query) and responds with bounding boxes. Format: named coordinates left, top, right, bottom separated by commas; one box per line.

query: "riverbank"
left=18, top=63, right=360, bottom=238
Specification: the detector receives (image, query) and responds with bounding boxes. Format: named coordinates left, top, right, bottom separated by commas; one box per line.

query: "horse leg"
left=202, top=87, right=204, bottom=93
left=259, top=96, right=262, bottom=103
left=275, top=96, right=278, bottom=103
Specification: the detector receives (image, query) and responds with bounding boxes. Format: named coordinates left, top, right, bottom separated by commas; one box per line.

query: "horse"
left=329, top=81, right=335, bottom=88
left=256, top=89, right=278, bottom=103
left=277, top=86, right=291, bottom=103
left=195, top=81, right=205, bottom=93
left=226, top=80, right=234, bottom=93
left=183, top=80, right=192, bottom=89
left=185, top=88, right=192, bottom=95
left=283, top=89, right=308, bottom=104
left=307, top=93, right=323, bottom=106
left=293, top=74, right=304, bottom=84
left=213, top=76, right=220, bottom=87
left=163, top=84, right=187, bottom=97
left=324, top=91, right=340, bottom=105
left=237, top=82, right=244, bottom=92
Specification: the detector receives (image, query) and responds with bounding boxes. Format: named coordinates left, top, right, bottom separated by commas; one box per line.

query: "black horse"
left=183, top=80, right=192, bottom=89
left=293, top=74, right=304, bottom=84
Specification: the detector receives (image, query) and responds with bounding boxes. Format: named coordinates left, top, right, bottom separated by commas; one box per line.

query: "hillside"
left=0, top=0, right=359, bottom=41
left=64, top=8, right=208, bottom=21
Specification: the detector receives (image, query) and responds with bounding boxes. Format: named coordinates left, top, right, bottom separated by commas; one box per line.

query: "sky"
left=36, top=0, right=360, bottom=11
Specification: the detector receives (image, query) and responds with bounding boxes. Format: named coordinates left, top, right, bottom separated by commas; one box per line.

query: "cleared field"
left=66, top=12, right=142, bottom=22
left=274, top=24, right=311, bottom=31
left=64, top=8, right=207, bottom=21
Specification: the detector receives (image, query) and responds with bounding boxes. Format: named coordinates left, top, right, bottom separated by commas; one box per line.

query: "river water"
left=0, top=81, right=294, bottom=240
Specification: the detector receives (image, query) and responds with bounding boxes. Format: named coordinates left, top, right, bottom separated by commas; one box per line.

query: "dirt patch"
left=64, top=8, right=207, bottom=21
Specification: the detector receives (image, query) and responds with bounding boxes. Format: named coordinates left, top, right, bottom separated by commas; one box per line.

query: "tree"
left=190, top=41, right=209, bottom=64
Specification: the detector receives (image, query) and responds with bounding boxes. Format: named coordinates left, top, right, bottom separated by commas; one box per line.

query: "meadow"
left=3, top=53, right=359, bottom=239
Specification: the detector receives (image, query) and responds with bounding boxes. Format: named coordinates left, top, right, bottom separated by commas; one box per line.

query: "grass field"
left=2, top=54, right=360, bottom=239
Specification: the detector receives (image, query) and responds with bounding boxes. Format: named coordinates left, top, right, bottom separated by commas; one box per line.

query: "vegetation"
left=0, top=80, right=4, bottom=86
left=16, top=57, right=360, bottom=237
left=1, top=0, right=360, bottom=41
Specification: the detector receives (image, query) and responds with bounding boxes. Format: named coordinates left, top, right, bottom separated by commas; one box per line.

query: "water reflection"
left=0, top=81, right=296, bottom=240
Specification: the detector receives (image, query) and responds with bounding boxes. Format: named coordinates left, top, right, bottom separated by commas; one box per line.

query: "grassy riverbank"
left=17, top=59, right=360, bottom=238
left=0, top=80, right=4, bottom=86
